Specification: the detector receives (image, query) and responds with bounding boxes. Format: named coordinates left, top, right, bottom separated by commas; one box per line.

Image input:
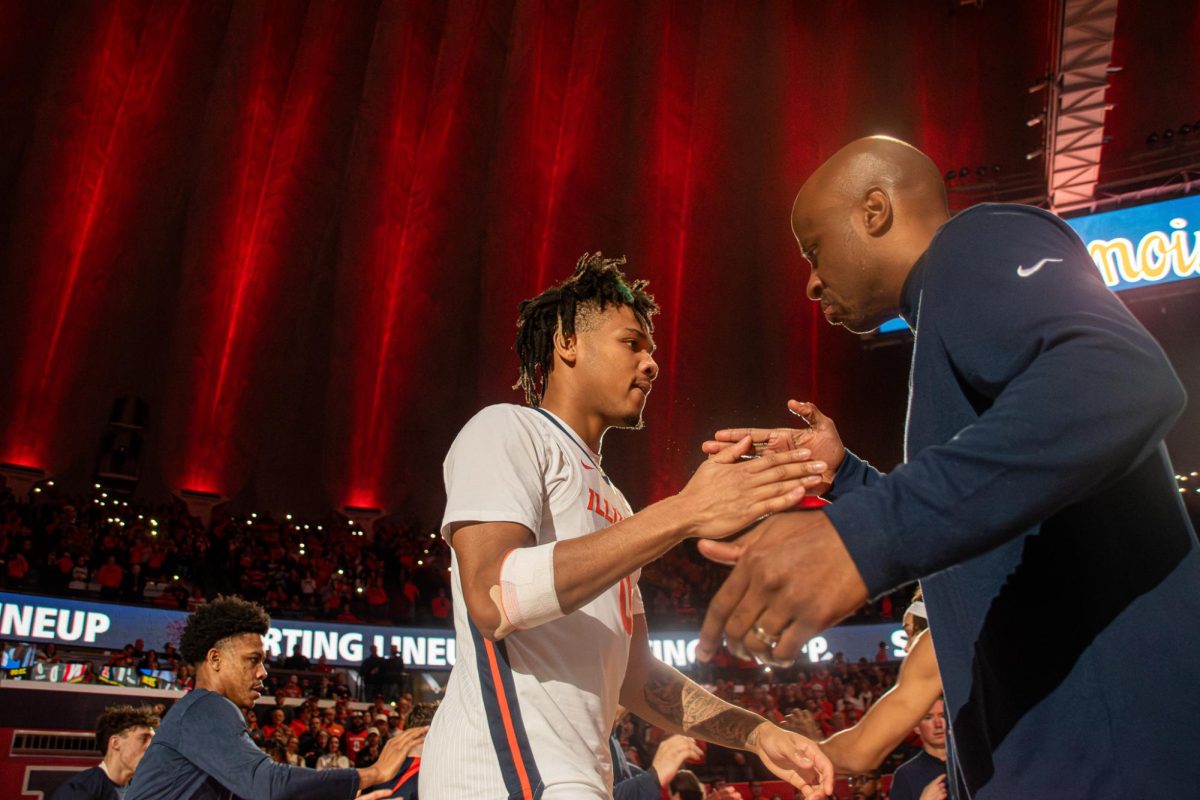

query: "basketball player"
left=53, top=705, right=159, bottom=800
left=420, top=254, right=835, bottom=799
left=127, top=596, right=425, bottom=800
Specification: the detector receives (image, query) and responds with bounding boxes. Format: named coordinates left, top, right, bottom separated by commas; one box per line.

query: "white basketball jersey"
left=420, top=404, right=643, bottom=800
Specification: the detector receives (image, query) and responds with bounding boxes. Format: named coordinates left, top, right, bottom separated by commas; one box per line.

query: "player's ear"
left=552, top=328, right=577, bottom=365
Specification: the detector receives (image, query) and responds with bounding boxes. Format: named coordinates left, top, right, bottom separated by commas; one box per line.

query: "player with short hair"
left=420, top=253, right=834, bottom=799
left=127, top=595, right=425, bottom=800
left=52, top=704, right=160, bottom=800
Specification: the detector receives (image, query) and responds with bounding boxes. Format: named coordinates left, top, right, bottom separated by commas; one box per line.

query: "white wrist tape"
left=489, top=543, right=563, bottom=639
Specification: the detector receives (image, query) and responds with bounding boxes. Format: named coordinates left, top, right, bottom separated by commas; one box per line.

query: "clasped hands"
left=695, top=401, right=868, bottom=667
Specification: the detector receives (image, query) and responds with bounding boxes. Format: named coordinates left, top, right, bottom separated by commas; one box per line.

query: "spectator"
left=383, top=645, right=406, bottom=700
left=261, top=740, right=288, bottom=765
left=36, top=643, right=63, bottom=663
left=355, top=732, right=383, bottom=768
left=887, top=698, right=947, bottom=800
left=360, top=646, right=386, bottom=700
left=303, top=730, right=330, bottom=768
left=289, top=706, right=311, bottom=738
left=283, top=646, right=311, bottom=671
left=96, top=556, right=125, bottom=598
left=262, top=709, right=288, bottom=740
left=667, top=770, right=705, bottom=800
left=316, top=737, right=350, bottom=770
left=344, top=711, right=369, bottom=759
left=430, top=587, right=450, bottom=622
left=284, top=737, right=304, bottom=767
left=847, top=771, right=882, bottom=800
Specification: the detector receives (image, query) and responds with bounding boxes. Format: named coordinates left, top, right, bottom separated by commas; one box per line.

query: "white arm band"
left=488, top=543, right=563, bottom=639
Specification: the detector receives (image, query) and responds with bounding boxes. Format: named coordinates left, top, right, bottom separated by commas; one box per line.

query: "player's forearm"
left=355, top=766, right=379, bottom=789
left=819, top=726, right=882, bottom=774
left=552, top=495, right=690, bottom=615
left=627, top=658, right=768, bottom=751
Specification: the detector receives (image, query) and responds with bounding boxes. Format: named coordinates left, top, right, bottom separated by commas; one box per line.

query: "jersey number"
left=618, top=576, right=634, bottom=635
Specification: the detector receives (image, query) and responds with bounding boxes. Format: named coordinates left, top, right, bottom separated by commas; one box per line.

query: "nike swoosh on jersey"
left=1016, top=257, right=1063, bottom=277
left=580, top=460, right=595, bottom=470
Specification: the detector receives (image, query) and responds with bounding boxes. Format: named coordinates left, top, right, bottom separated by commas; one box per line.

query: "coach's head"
left=790, top=135, right=949, bottom=334
left=180, top=595, right=270, bottom=709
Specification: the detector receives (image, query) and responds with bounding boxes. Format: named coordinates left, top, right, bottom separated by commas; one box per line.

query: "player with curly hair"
left=52, top=704, right=159, bottom=800
left=128, top=596, right=425, bottom=800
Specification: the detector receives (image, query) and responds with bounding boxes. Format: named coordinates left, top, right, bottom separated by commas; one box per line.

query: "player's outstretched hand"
left=749, top=722, right=835, bottom=799
left=919, top=774, right=949, bottom=800
left=357, top=725, right=427, bottom=796
left=677, top=435, right=823, bottom=539
left=650, top=734, right=704, bottom=786
left=702, top=401, right=845, bottom=496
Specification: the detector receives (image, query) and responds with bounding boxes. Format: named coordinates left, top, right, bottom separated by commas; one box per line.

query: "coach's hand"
left=695, top=511, right=867, bottom=666
left=749, top=721, right=835, bottom=798
left=702, top=400, right=845, bottom=496
left=677, top=436, right=824, bottom=539
left=355, top=726, right=427, bottom=797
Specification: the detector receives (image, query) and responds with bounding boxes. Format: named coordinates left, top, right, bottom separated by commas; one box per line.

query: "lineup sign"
left=875, top=194, right=1200, bottom=334
left=0, top=592, right=907, bottom=669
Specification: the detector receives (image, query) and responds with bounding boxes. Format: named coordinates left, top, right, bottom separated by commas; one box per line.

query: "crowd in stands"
left=3, top=484, right=926, bottom=794
left=1, top=485, right=911, bottom=630
left=0, top=486, right=454, bottom=626
left=249, top=690, right=435, bottom=771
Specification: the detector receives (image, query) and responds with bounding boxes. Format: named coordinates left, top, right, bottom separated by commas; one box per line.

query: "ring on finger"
left=751, top=624, right=780, bottom=649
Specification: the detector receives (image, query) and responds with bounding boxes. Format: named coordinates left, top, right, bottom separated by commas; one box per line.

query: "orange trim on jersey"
left=388, top=757, right=421, bottom=793
left=482, top=638, right=535, bottom=800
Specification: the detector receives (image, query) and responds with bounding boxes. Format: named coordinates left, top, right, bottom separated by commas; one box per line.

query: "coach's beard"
left=623, top=413, right=645, bottom=430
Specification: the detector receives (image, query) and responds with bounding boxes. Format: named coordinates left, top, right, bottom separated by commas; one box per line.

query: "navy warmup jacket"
left=823, top=204, right=1200, bottom=799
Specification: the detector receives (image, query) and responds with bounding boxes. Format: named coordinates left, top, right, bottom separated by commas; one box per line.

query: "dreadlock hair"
left=513, top=252, right=658, bottom=406
left=95, top=704, right=160, bottom=756
left=179, top=595, right=271, bottom=665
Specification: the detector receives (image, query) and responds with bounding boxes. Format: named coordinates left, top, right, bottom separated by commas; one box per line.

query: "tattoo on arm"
left=642, top=664, right=765, bottom=750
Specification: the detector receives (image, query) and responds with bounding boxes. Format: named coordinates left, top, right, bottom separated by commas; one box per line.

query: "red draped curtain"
left=0, top=0, right=1053, bottom=520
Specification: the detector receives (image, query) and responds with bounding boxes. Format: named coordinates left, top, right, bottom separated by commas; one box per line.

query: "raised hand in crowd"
left=651, top=734, right=704, bottom=786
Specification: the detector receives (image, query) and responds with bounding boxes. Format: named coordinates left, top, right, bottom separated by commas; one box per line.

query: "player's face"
left=792, top=191, right=892, bottom=334
left=915, top=698, right=947, bottom=747
left=113, top=725, right=155, bottom=774
left=217, top=633, right=268, bottom=709
left=575, top=304, right=658, bottom=430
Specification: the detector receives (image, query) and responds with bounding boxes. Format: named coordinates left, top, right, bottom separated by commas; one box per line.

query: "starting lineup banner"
left=0, top=592, right=908, bottom=669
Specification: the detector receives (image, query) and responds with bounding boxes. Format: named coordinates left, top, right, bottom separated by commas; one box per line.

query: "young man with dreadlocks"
left=127, top=596, right=426, bottom=800
left=420, top=254, right=834, bottom=800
